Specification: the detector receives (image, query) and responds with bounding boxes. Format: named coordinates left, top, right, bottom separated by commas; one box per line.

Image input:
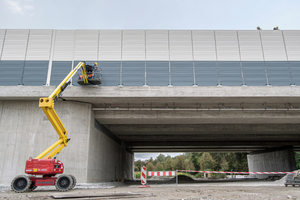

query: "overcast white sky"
left=1, top=0, right=300, bottom=30
left=1, top=0, right=299, bottom=161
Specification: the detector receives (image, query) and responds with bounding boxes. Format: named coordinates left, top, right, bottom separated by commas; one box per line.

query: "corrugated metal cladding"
left=0, top=29, right=300, bottom=86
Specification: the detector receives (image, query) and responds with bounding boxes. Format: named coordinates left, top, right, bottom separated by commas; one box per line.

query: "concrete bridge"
left=0, top=29, right=300, bottom=184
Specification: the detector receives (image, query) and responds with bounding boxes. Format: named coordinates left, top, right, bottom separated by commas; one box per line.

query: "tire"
left=55, top=175, right=73, bottom=192
left=69, top=174, right=77, bottom=190
left=11, top=175, right=31, bottom=193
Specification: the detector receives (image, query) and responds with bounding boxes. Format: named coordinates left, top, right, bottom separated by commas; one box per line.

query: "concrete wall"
left=247, top=148, right=297, bottom=179
left=0, top=100, right=133, bottom=185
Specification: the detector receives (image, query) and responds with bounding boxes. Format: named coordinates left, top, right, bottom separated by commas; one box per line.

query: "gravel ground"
left=1, top=179, right=300, bottom=200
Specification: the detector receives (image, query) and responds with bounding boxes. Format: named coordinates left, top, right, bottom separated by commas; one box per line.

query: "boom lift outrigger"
left=11, top=62, right=101, bottom=193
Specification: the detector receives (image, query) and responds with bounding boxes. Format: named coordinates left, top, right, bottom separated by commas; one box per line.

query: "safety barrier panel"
left=147, top=171, right=177, bottom=176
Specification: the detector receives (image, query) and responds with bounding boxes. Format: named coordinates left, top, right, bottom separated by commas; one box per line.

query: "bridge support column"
left=247, top=147, right=297, bottom=179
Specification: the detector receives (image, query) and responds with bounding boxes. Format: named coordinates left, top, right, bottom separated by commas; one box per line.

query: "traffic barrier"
left=147, top=171, right=177, bottom=176
left=138, top=166, right=150, bottom=188
left=178, top=170, right=296, bottom=175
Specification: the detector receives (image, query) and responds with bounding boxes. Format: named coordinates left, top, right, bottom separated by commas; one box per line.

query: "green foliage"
left=199, top=153, right=216, bottom=170
left=134, top=172, right=141, bottom=178
left=164, top=156, right=174, bottom=171
left=295, top=152, right=300, bottom=169
left=155, top=162, right=164, bottom=171
left=173, top=155, right=186, bottom=170
left=146, top=162, right=155, bottom=171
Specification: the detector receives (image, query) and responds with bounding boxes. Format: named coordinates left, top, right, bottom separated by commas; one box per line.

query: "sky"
left=1, top=0, right=299, bottom=161
left=0, top=0, right=300, bottom=30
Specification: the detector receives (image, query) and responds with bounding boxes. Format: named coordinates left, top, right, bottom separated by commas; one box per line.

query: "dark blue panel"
left=22, top=61, right=48, bottom=86
left=122, top=61, right=145, bottom=86
left=98, top=61, right=120, bottom=86
left=289, top=61, right=300, bottom=85
left=218, top=61, right=243, bottom=86
left=171, top=61, right=193, bottom=86
left=146, top=61, right=169, bottom=86
left=194, top=61, right=218, bottom=86
left=72, top=61, right=99, bottom=86
left=266, top=61, right=291, bottom=86
left=0, top=60, right=24, bottom=86
left=50, top=61, right=72, bottom=86
left=242, top=61, right=267, bottom=86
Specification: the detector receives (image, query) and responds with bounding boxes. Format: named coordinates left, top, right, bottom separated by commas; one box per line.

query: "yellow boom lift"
left=11, top=62, right=101, bottom=192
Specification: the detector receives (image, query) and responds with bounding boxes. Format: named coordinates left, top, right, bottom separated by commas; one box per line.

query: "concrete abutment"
left=0, top=100, right=133, bottom=185
left=247, top=147, right=297, bottom=179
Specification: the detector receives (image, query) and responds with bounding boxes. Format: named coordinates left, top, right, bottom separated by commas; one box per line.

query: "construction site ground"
left=1, top=177, right=300, bottom=200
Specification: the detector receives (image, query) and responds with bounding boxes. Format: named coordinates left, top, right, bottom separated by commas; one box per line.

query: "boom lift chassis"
left=11, top=62, right=100, bottom=192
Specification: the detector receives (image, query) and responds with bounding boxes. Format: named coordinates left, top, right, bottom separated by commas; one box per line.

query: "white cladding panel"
left=238, top=30, right=264, bottom=61
left=146, top=30, right=169, bottom=60
left=26, top=30, right=52, bottom=61
left=283, top=31, right=300, bottom=61
left=215, top=31, right=240, bottom=61
left=192, top=31, right=216, bottom=61
left=169, top=30, right=192, bottom=61
left=1, top=29, right=29, bottom=60
left=0, top=30, right=6, bottom=60
left=260, top=31, right=286, bottom=61
left=53, top=30, right=75, bottom=61
left=74, top=30, right=98, bottom=61
left=122, top=30, right=145, bottom=61
left=98, top=30, right=122, bottom=61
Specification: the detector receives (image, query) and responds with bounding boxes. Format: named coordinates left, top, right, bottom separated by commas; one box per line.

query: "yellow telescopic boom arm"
left=36, top=62, right=87, bottom=159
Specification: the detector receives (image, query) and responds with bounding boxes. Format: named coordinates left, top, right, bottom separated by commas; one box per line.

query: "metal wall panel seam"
left=168, top=31, right=171, bottom=86
left=258, top=31, right=269, bottom=86
left=97, top=30, right=100, bottom=61
left=0, top=30, right=7, bottom=61
left=144, top=30, right=147, bottom=85
left=71, top=31, right=76, bottom=84
left=46, top=30, right=56, bottom=86
left=236, top=31, right=245, bottom=85
left=191, top=31, right=196, bottom=85
left=282, top=31, right=293, bottom=85
left=120, top=30, right=123, bottom=85
left=214, top=31, right=220, bottom=86
left=20, top=30, right=31, bottom=85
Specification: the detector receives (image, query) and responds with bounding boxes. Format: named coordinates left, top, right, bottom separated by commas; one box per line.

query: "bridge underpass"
left=1, top=85, right=299, bottom=182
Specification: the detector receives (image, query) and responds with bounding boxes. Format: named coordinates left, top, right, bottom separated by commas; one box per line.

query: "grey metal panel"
left=122, top=61, right=145, bottom=86
left=194, top=61, right=218, bottom=86
left=146, top=30, right=169, bottom=61
left=265, top=61, right=291, bottom=86
left=260, top=31, right=286, bottom=61
left=53, top=30, right=75, bottom=61
left=98, top=61, right=120, bottom=86
left=22, top=61, right=48, bottom=86
left=0, top=60, right=24, bottom=85
left=169, top=30, right=193, bottom=61
left=146, top=61, right=169, bottom=86
left=170, top=61, right=193, bottom=86
left=50, top=61, right=72, bottom=86
left=218, top=61, right=243, bottom=86
left=74, top=30, right=98, bottom=61
left=122, top=30, right=145, bottom=61
left=0, top=30, right=6, bottom=60
left=1, top=30, right=29, bottom=60
left=242, top=61, right=267, bottom=86
left=289, top=61, right=300, bottom=85
left=98, top=30, right=122, bottom=61
left=284, top=31, right=300, bottom=61
left=26, top=30, right=52, bottom=61
left=215, top=31, right=240, bottom=61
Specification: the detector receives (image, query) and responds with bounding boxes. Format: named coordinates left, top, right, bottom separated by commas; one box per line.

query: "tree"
left=173, top=155, right=186, bottom=170
left=295, top=152, right=300, bottom=169
left=220, top=156, right=229, bottom=171
left=155, top=162, right=164, bottom=171
left=185, top=159, right=195, bottom=170
left=164, top=156, right=174, bottom=171
left=156, top=154, right=167, bottom=163
left=146, top=162, right=155, bottom=171
left=199, top=153, right=216, bottom=170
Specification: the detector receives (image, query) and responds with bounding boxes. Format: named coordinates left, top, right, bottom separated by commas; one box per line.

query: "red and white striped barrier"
left=138, top=166, right=150, bottom=188
left=178, top=170, right=296, bottom=175
left=147, top=171, right=177, bottom=176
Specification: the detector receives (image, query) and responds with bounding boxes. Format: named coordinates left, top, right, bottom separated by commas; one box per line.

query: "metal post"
left=176, top=170, right=178, bottom=186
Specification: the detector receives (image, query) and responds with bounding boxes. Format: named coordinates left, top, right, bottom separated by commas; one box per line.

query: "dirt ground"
left=1, top=180, right=300, bottom=200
